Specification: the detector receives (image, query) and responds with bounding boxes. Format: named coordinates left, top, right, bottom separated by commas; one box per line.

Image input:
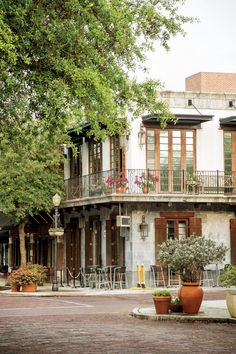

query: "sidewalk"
left=1, top=279, right=236, bottom=323
left=131, top=299, right=236, bottom=324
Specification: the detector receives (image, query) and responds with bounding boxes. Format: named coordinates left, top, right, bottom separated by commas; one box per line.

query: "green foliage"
left=8, top=263, right=48, bottom=286
left=0, top=119, right=64, bottom=223
left=153, top=289, right=171, bottom=297
left=0, top=0, right=194, bottom=140
left=171, top=296, right=181, bottom=305
left=219, top=265, right=236, bottom=287
left=159, top=236, right=227, bottom=282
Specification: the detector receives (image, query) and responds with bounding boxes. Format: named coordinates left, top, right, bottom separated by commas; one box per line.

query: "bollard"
left=141, top=263, right=146, bottom=288
left=136, top=264, right=141, bottom=287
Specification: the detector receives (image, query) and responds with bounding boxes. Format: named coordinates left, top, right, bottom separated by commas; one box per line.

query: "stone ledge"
left=131, top=307, right=236, bottom=324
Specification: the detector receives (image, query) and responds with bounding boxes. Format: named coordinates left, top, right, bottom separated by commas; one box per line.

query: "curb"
left=131, top=307, right=236, bottom=324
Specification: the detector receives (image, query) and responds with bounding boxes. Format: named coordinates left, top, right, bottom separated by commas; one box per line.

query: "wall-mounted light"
left=139, top=215, right=148, bottom=239
left=229, top=100, right=236, bottom=109
left=187, top=99, right=202, bottom=115
left=138, top=123, right=146, bottom=147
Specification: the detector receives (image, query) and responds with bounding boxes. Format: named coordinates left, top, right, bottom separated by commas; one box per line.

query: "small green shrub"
left=219, top=265, right=236, bottom=287
left=153, top=289, right=171, bottom=297
left=171, top=297, right=181, bottom=305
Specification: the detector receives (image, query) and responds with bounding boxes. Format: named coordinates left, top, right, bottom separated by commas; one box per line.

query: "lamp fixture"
left=229, top=100, right=236, bottom=109
left=139, top=215, right=148, bottom=239
left=187, top=99, right=202, bottom=115
left=138, top=123, right=146, bottom=146
left=52, top=193, right=61, bottom=207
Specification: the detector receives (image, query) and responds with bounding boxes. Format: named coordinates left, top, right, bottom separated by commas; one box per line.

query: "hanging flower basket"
left=49, top=227, right=64, bottom=237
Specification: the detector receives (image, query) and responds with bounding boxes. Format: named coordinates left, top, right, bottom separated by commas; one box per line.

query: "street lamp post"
left=52, top=193, right=61, bottom=291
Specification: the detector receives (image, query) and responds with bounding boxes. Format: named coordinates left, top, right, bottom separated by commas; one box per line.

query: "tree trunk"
left=19, top=221, right=27, bottom=267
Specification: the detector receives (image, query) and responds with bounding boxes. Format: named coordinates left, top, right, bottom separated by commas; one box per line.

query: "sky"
left=140, top=0, right=236, bottom=91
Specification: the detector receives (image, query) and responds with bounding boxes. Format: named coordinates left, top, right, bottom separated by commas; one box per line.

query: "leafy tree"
left=0, top=0, right=193, bottom=139
left=0, top=0, right=193, bottom=265
left=0, top=121, right=64, bottom=266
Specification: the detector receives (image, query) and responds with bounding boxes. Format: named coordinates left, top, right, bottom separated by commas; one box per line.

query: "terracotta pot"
left=153, top=296, right=171, bottom=314
left=103, top=188, right=112, bottom=194
left=178, top=282, right=203, bottom=314
left=22, top=283, right=38, bottom=292
left=116, top=186, right=126, bottom=193
left=226, top=292, right=236, bottom=318
left=11, top=284, right=21, bottom=292
left=142, top=187, right=148, bottom=193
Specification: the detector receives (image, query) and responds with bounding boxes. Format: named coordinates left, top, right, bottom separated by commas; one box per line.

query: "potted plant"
left=116, top=177, right=129, bottom=193
left=134, top=173, right=159, bottom=193
left=159, top=235, right=227, bottom=314
left=170, top=296, right=183, bottom=313
left=219, top=265, right=236, bottom=318
left=49, top=227, right=64, bottom=237
left=8, top=269, right=22, bottom=292
left=152, top=289, right=172, bottom=314
left=103, top=176, right=114, bottom=194
left=8, top=263, right=48, bottom=292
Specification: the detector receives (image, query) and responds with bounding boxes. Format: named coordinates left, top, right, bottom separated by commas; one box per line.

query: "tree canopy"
left=0, top=120, right=64, bottom=224
left=0, top=1, right=194, bottom=265
left=0, top=0, right=193, bottom=140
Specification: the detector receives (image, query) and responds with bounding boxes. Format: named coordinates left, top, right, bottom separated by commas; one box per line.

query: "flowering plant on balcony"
left=134, top=173, right=159, bottom=191
left=116, top=177, right=129, bottom=189
left=104, top=176, right=114, bottom=187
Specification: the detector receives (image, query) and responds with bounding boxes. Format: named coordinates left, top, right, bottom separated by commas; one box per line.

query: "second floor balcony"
left=64, top=169, right=236, bottom=207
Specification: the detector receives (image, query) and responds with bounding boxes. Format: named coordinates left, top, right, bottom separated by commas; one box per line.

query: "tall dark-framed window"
left=146, top=128, right=196, bottom=192
left=110, top=136, right=120, bottom=171
left=89, top=141, right=102, bottom=174
left=70, top=144, right=82, bottom=178
left=224, top=131, right=232, bottom=174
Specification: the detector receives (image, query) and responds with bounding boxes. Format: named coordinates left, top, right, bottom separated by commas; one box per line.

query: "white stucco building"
left=62, top=73, right=236, bottom=287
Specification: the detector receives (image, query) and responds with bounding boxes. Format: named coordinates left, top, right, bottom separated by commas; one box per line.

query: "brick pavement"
left=0, top=293, right=235, bottom=354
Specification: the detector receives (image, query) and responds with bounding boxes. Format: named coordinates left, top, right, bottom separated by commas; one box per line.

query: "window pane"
left=178, top=221, right=186, bottom=239
left=167, top=221, right=175, bottom=240
left=173, top=131, right=181, bottom=137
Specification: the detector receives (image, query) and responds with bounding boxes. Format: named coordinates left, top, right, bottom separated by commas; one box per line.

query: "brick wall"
left=185, top=72, right=236, bottom=93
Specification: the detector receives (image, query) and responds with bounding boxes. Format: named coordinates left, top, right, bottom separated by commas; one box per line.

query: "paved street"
left=0, top=292, right=235, bottom=354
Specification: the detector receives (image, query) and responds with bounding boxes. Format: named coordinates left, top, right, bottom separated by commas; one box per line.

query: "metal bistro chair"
left=95, top=267, right=111, bottom=290
left=167, top=266, right=181, bottom=287
left=201, top=264, right=220, bottom=287
left=150, top=265, right=166, bottom=288
left=81, top=267, right=97, bottom=288
left=113, top=266, right=128, bottom=289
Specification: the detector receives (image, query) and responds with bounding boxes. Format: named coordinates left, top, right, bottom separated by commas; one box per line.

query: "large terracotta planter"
left=226, top=292, right=236, bottom=318
left=22, top=283, right=38, bottom=292
left=142, top=187, right=149, bottom=194
left=153, top=296, right=171, bottom=314
left=178, top=282, right=203, bottom=314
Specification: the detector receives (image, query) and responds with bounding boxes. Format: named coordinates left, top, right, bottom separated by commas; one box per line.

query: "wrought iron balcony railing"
left=64, top=169, right=236, bottom=201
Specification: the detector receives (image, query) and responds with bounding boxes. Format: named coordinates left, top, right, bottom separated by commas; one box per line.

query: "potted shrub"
left=159, top=235, right=227, bottom=314
left=219, top=265, right=236, bottom=318
left=8, top=269, right=22, bottom=292
left=170, top=296, right=183, bottom=313
left=152, top=289, right=172, bottom=314
left=8, top=263, right=48, bottom=292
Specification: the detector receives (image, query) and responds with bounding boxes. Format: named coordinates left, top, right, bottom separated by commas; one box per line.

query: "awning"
left=220, top=116, right=236, bottom=127
left=142, top=114, right=213, bottom=126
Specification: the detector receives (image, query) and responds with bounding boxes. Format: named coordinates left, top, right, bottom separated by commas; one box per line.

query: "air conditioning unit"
left=116, top=215, right=131, bottom=227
